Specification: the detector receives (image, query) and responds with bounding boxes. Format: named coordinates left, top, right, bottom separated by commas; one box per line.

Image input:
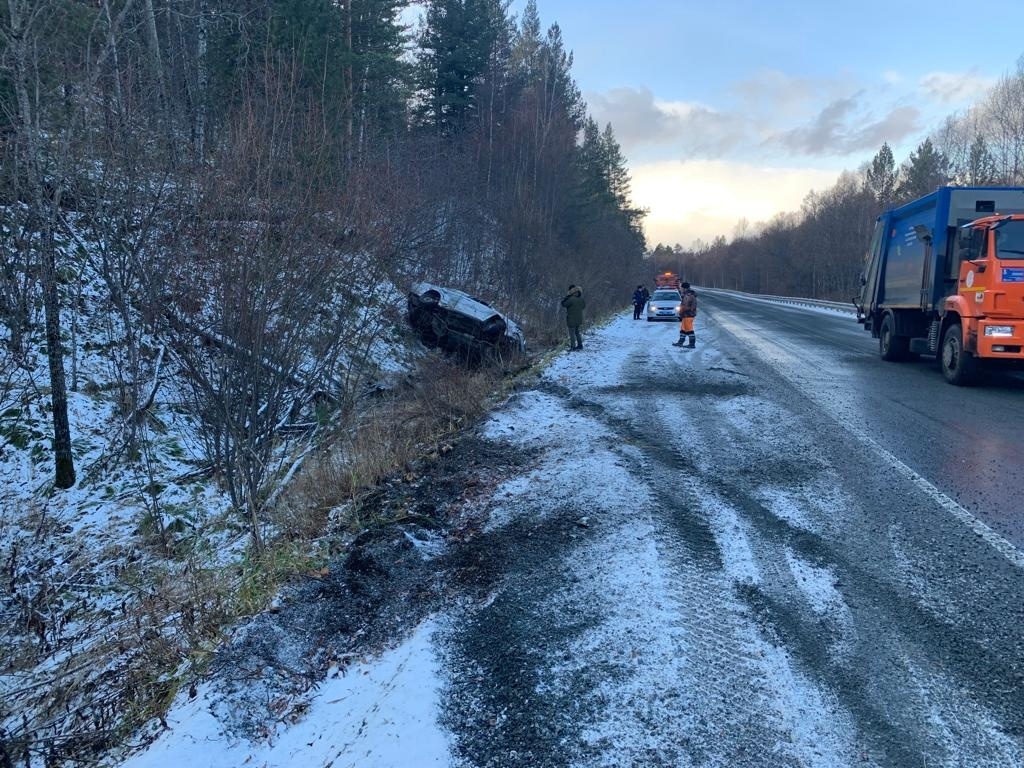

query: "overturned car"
left=407, top=282, right=526, bottom=360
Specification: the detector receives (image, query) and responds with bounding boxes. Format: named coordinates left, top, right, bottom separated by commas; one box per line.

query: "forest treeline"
left=1, top=0, right=646, bottom=491
left=649, top=58, right=1024, bottom=301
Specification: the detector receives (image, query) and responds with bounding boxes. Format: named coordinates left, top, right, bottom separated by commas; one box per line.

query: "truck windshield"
left=995, top=220, right=1024, bottom=259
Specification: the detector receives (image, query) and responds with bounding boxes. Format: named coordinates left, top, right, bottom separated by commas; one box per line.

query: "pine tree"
left=540, top=23, right=584, bottom=128
left=510, top=0, right=542, bottom=85
left=344, top=0, right=413, bottom=149
left=416, top=0, right=505, bottom=134
left=896, top=138, right=948, bottom=202
left=602, top=123, right=631, bottom=208
left=966, top=134, right=998, bottom=185
left=575, top=117, right=609, bottom=211
left=865, top=142, right=897, bottom=207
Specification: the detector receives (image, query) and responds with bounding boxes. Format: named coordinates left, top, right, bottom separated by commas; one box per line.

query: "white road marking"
left=715, top=311, right=1024, bottom=572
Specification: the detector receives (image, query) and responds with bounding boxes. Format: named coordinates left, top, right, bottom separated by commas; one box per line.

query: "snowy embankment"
left=2, top=212, right=238, bottom=763
left=116, top=317, right=659, bottom=768
left=116, top=311, right=858, bottom=767
left=1, top=207, right=418, bottom=765
left=121, top=621, right=450, bottom=768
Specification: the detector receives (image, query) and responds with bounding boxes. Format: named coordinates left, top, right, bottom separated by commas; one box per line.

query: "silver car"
left=407, top=282, right=526, bottom=356
left=646, top=289, right=682, bottom=321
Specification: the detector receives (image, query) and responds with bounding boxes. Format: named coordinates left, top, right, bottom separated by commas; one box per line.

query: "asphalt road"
left=700, top=290, right=1024, bottom=550
left=436, top=302, right=1024, bottom=767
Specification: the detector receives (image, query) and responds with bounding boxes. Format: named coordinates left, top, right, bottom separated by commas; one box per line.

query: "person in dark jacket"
left=632, top=285, right=646, bottom=319
left=561, top=285, right=586, bottom=350
left=673, top=282, right=697, bottom=348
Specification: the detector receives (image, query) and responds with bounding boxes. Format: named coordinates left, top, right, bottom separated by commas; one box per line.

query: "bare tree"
left=3, top=0, right=75, bottom=487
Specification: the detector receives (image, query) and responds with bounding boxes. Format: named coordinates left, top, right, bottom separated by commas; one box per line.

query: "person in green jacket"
left=561, top=284, right=586, bottom=351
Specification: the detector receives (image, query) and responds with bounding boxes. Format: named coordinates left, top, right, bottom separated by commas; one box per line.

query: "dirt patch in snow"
left=192, top=434, right=538, bottom=741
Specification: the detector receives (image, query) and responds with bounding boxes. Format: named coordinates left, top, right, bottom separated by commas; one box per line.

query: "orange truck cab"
left=856, top=187, right=1024, bottom=384
left=655, top=271, right=681, bottom=290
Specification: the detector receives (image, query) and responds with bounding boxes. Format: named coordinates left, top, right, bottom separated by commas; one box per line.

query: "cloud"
left=772, top=95, right=920, bottom=155
left=588, top=63, right=960, bottom=190
left=586, top=86, right=752, bottom=158
left=774, top=95, right=859, bottom=154
left=586, top=86, right=687, bottom=148
left=729, top=69, right=855, bottom=122
left=847, top=106, right=920, bottom=151
left=630, top=159, right=842, bottom=247
left=587, top=72, right=899, bottom=161
left=919, top=69, right=996, bottom=105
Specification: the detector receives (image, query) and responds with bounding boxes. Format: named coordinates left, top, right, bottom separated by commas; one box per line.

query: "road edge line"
left=712, top=309, right=1024, bottom=572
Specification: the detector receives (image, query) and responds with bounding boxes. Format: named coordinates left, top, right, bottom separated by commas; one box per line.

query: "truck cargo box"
left=861, top=187, right=1024, bottom=317
left=857, top=186, right=1024, bottom=384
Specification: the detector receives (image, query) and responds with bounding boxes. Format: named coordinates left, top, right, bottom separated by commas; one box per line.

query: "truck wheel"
left=940, top=323, right=977, bottom=385
left=879, top=314, right=910, bottom=361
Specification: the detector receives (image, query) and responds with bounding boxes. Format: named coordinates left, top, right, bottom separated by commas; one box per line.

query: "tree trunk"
left=142, top=0, right=166, bottom=103
left=344, top=0, right=354, bottom=165
left=41, top=227, right=76, bottom=488
left=195, top=0, right=209, bottom=162
left=102, top=0, right=125, bottom=114
left=7, top=0, right=76, bottom=488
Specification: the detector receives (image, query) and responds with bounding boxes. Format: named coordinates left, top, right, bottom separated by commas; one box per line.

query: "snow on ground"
left=464, top=311, right=863, bottom=766
left=0, top=214, right=245, bottom=761
left=699, top=494, right=762, bottom=586
left=903, top=657, right=1024, bottom=768
left=543, top=313, right=667, bottom=389
left=784, top=549, right=847, bottom=617
left=119, top=621, right=452, bottom=768
left=1, top=208, right=426, bottom=763
left=109, top=304, right=1021, bottom=767
left=481, top=379, right=642, bottom=532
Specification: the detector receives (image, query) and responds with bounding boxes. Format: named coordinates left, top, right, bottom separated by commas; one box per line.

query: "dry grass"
left=279, top=359, right=504, bottom=536
left=0, top=356, right=519, bottom=766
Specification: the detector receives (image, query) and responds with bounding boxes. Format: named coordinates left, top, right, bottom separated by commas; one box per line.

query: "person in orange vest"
left=672, top=283, right=697, bottom=348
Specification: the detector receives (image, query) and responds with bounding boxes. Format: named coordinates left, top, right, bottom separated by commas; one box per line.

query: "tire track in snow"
left=694, top=307, right=1024, bottom=765
left=551, top=340, right=862, bottom=767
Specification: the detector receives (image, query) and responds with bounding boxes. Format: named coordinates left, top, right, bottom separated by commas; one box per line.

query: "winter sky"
left=502, top=0, right=1024, bottom=248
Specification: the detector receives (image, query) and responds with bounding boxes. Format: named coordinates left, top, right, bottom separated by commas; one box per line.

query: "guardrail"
left=699, top=287, right=857, bottom=314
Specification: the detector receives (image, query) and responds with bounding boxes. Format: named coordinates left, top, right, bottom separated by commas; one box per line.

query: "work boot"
left=687, top=335, right=696, bottom=348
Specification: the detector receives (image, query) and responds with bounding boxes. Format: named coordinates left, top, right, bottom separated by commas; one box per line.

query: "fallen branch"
left=263, top=436, right=318, bottom=511
left=130, top=344, right=165, bottom=423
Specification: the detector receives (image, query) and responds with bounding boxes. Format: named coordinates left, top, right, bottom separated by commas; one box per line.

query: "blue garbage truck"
left=855, top=186, right=1024, bottom=384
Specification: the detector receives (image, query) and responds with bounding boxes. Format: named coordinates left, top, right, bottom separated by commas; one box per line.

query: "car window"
left=651, top=291, right=680, bottom=301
